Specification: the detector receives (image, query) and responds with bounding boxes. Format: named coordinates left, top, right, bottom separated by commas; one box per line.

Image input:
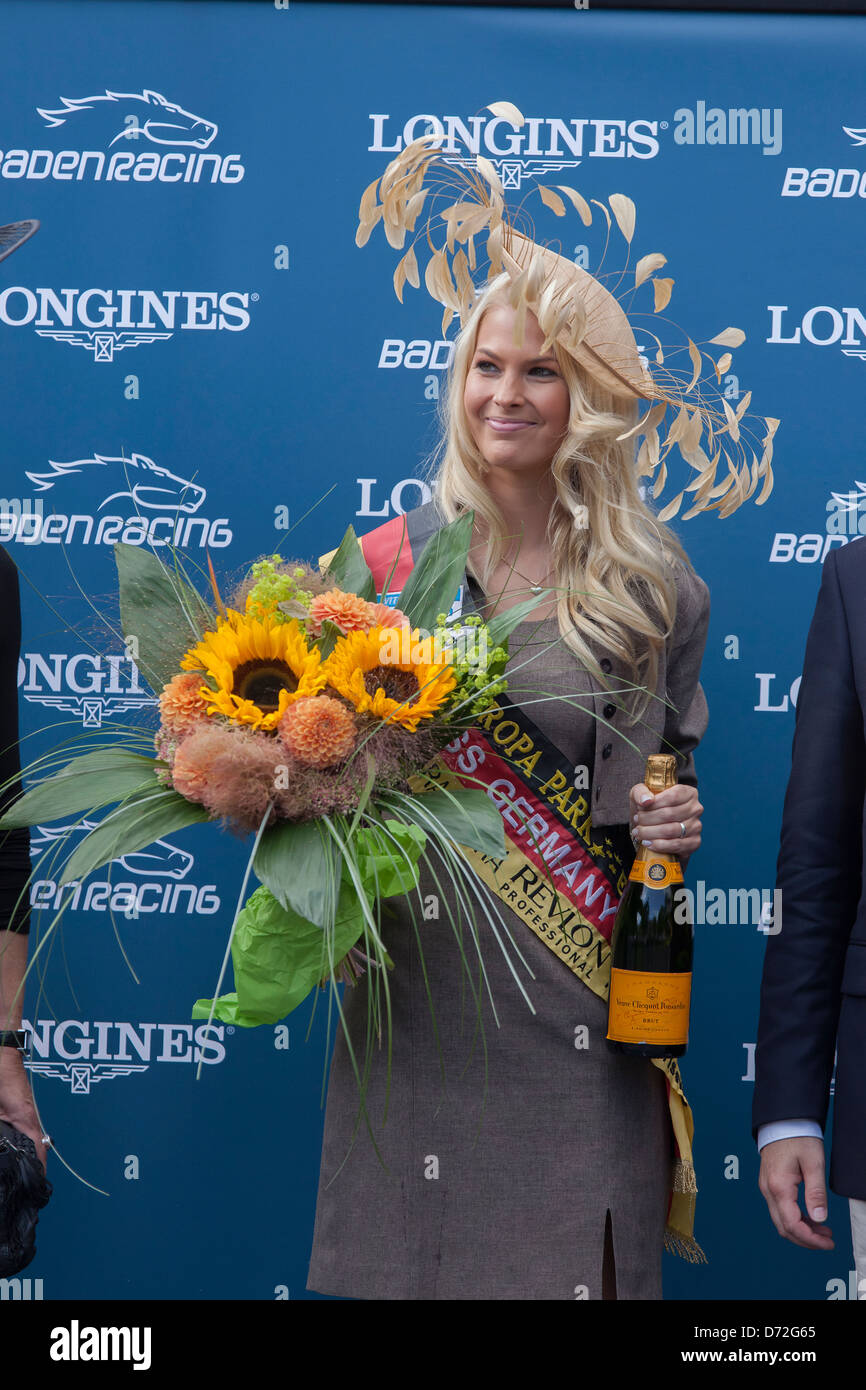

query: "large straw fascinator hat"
left=356, top=102, right=778, bottom=522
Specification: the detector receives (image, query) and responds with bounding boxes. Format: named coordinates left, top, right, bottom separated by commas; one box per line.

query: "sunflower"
left=180, top=609, right=326, bottom=731
left=323, top=624, right=456, bottom=731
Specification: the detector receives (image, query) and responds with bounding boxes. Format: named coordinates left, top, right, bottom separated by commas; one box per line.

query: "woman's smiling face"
left=463, top=303, right=571, bottom=476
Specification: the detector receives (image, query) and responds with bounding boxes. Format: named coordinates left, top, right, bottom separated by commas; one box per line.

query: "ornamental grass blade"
left=485, top=593, right=555, bottom=648
left=60, top=787, right=210, bottom=884
left=415, top=787, right=505, bottom=858
left=0, top=750, right=158, bottom=828
left=397, top=511, right=473, bottom=632
left=321, top=524, right=375, bottom=601
left=253, top=819, right=337, bottom=926
left=115, top=542, right=212, bottom=694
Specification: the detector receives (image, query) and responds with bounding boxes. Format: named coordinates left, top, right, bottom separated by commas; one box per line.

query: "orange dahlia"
left=158, top=672, right=210, bottom=737
left=308, top=588, right=375, bottom=638
left=365, top=601, right=409, bottom=629
left=278, top=696, right=357, bottom=768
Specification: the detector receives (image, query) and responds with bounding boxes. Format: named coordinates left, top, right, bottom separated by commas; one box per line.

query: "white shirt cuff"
left=757, top=1119, right=823, bottom=1150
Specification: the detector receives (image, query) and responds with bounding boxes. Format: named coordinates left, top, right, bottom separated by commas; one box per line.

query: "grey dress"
left=306, top=618, right=671, bottom=1301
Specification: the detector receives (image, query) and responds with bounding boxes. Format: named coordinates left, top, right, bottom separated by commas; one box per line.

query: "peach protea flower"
left=171, top=734, right=215, bottom=804
left=158, top=672, right=210, bottom=737
left=307, top=588, right=374, bottom=638
left=170, top=723, right=285, bottom=832
left=278, top=695, right=357, bottom=768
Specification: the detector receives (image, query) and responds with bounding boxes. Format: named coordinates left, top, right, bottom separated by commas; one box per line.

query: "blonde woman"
left=306, top=270, right=709, bottom=1302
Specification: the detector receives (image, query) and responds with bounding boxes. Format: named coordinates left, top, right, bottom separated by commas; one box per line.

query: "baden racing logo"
left=0, top=286, right=252, bottom=362
left=768, top=477, right=866, bottom=564
left=29, top=821, right=221, bottom=920
left=0, top=87, right=244, bottom=184
left=22, top=1017, right=227, bottom=1094
left=1, top=451, right=232, bottom=550
left=782, top=123, right=866, bottom=200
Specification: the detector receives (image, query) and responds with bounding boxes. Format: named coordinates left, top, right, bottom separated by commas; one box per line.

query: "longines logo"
left=0, top=287, right=252, bottom=362
left=767, top=305, right=866, bottom=360
left=368, top=110, right=660, bottom=186
left=0, top=87, right=244, bottom=183
left=22, top=1018, right=228, bottom=1093
left=369, top=104, right=782, bottom=186
left=29, top=822, right=221, bottom=917
left=0, top=452, right=233, bottom=549
left=18, top=649, right=154, bottom=727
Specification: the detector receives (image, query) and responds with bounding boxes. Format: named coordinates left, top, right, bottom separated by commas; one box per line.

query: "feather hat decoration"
left=356, top=101, right=778, bottom=522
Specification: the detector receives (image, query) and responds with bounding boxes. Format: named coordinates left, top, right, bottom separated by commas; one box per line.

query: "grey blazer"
left=368, top=500, right=711, bottom=831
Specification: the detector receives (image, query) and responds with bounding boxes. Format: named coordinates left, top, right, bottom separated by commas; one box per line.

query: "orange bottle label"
left=606, top=968, right=692, bottom=1045
left=628, top=857, right=683, bottom=888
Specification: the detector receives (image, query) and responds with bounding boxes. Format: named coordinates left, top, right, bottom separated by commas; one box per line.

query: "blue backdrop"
left=1, top=0, right=864, bottom=1302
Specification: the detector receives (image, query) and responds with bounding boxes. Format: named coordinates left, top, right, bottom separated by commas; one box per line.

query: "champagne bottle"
left=606, top=754, right=693, bottom=1058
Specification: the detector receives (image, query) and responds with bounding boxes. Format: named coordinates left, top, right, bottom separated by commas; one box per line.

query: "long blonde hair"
left=427, top=275, right=695, bottom=724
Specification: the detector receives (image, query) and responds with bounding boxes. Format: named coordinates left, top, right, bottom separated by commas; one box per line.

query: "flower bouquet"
left=0, top=513, right=546, bottom=1055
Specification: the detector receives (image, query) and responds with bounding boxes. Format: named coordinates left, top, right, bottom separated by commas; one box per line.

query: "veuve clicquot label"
left=628, top=857, right=683, bottom=888
left=607, top=968, right=692, bottom=1046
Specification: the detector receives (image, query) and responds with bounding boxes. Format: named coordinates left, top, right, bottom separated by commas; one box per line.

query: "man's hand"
left=0, top=1049, right=47, bottom=1172
left=758, top=1136, right=834, bottom=1250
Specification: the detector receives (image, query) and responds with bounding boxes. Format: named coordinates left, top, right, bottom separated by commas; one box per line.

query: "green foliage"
left=194, top=816, right=426, bottom=1026
left=115, top=543, right=213, bottom=694
left=0, top=749, right=159, bottom=828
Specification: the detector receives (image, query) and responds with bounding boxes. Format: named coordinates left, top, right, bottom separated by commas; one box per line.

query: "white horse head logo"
left=25, top=453, right=206, bottom=514
left=37, top=89, right=218, bottom=149
left=31, top=821, right=195, bottom=880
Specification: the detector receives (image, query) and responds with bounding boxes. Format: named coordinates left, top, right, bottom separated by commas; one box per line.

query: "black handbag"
left=0, top=1119, right=52, bottom=1276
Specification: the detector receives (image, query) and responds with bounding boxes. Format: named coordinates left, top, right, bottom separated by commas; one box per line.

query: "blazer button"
left=600, top=658, right=612, bottom=673
left=602, top=744, right=612, bottom=759
left=603, top=703, right=616, bottom=719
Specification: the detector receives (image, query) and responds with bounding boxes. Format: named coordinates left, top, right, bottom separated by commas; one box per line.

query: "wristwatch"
left=0, top=1030, right=27, bottom=1051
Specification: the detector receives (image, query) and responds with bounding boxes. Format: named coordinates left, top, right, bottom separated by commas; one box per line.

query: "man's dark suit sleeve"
left=753, top=548, right=866, bottom=1134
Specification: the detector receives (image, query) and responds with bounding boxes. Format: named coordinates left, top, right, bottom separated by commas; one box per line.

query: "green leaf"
left=412, top=787, right=505, bottom=858
left=192, top=882, right=368, bottom=1027
left=115, top=543, right=213, bottom=694
left=315, top=618, right=344, bottom=661
left=60, top=785, right=210, bottom=884
left=396, top=512, right=473, bottom=633
left=322, top=525, right=375, bottom=602
left=193, top=818, right=427, bottom=1027
left=253, top=819, right=338, bottom=924
left=485, top=590, right=555, bottom=647
left=354, top=819, right=426, bottom=897
left=0, top=751, right=159, bottom=829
